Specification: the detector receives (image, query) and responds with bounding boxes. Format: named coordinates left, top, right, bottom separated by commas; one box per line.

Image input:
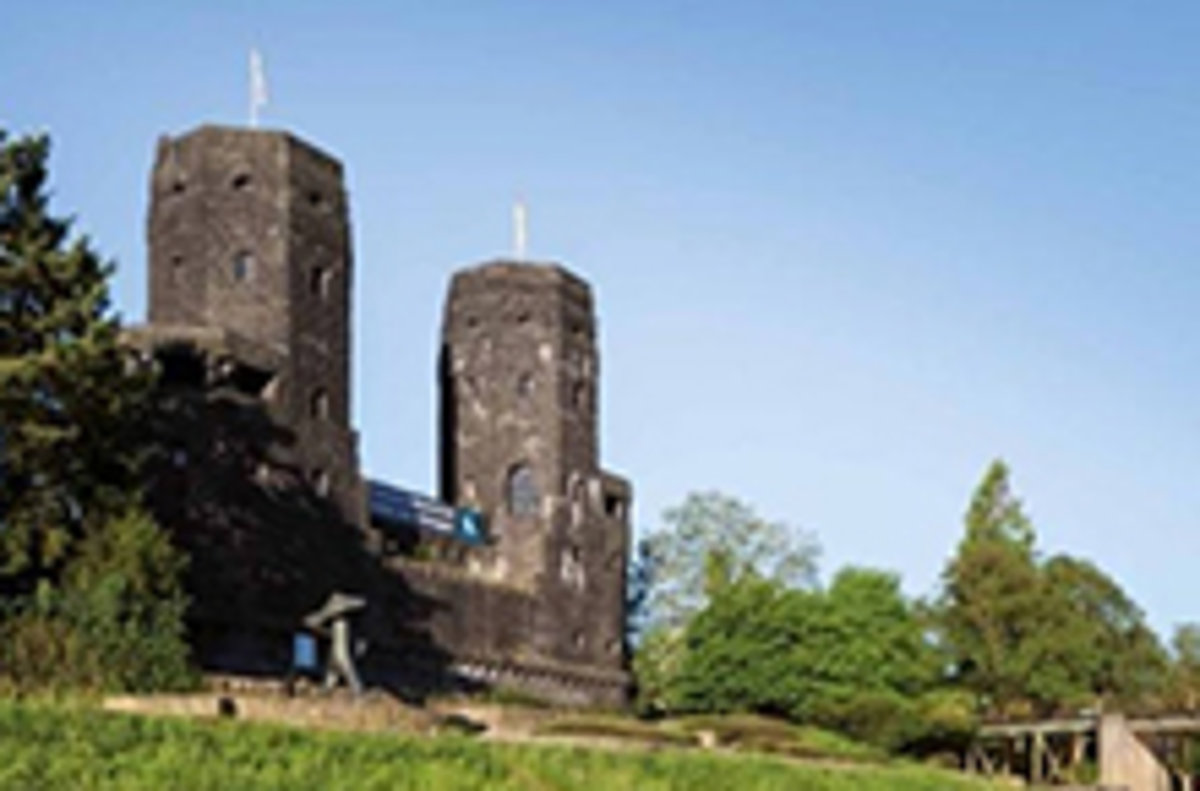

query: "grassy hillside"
left=0, top=701, right=1001, bottom=791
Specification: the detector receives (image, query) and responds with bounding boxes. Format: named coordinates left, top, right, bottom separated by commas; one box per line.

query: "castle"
left=129, top=125, right=631, bottom=706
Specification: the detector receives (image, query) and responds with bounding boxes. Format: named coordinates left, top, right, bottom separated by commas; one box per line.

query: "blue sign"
left=455, top=508, right=485, bottom=544
left=368, top=480, right=487, bottom=546
left=293, top=633, right=317, bottom=670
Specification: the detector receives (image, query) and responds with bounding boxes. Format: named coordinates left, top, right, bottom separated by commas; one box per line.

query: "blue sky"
left=4, top=2, right=1200, bottom=634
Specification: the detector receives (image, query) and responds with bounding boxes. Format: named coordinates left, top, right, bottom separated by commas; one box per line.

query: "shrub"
left=0, top=510, right=195, bottom=693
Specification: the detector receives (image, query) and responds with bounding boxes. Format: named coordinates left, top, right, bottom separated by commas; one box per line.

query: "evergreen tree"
left=938, top=460, right=1165, bottom=715
left=939, top=460, right=1043, bottom=714
left=0, top=129, right=192, bottom=692
left=0, top=130, right=151, bottom=590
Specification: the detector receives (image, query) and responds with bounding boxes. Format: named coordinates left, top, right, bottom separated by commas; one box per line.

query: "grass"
left=673, top=713, right=888, bottom=763
left=0, top=699, right=1005, bottom=790
left=534, top=712, right=886, bottom=763
left=534, top=713, right=699, bottom=747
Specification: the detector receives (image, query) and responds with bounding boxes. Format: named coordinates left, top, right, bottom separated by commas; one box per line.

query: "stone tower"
left=146, top=125, right=359, bottom=517
left=439, top=261, right=630, bottom=669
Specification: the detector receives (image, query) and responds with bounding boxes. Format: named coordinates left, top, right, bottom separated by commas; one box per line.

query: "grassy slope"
left=0, top=702, right=1001, bottom=791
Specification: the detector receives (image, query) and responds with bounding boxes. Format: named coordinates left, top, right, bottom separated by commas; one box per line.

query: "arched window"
left=506, top=463, right=538, bottom=518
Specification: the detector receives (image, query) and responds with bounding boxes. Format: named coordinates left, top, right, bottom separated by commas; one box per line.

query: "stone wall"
left=140, top=125, right=630, bottom=707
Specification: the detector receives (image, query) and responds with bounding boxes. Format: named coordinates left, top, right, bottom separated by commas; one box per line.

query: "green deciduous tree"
left=668, top=566, right=945, bottom=750
left=1027, top=554, right=1165, bottom=711
left=632, top=490, right=820, bottom=635
left=1167, top=624, right=1200, bottom=710
left=629, top=491, right=820, bottom=713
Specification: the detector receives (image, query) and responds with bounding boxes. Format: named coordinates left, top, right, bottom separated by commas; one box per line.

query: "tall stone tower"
left=439, top=261, right=630, bottom=669
left=146, top=125, right=359, bottom=517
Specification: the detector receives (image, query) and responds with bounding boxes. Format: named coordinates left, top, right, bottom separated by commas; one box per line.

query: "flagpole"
left=513, top=199, right=528, bottom=260
left=249, top=48, right=267, bottom=129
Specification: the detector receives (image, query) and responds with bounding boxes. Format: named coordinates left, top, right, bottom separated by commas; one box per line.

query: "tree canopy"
left=630, top=490, right=820, bottom=637
left=0, top=129, right=192, bottom=692
left=937, top=459, right=1165, bottom=716
left=0, top=130, right=152, bottom=589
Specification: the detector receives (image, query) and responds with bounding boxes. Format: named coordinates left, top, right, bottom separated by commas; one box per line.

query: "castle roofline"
left=453, top=259, right=592, bottom=293
left=158, top=123, right=344, bottom=173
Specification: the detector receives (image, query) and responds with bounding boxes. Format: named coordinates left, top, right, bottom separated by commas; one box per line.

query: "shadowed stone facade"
left=134, top=124, right=630, bottom=705
left=440, top=263, right=630, bottom=668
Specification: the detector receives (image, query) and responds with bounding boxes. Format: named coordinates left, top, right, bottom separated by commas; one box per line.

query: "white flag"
left=249, top=48, right=268, bottom=128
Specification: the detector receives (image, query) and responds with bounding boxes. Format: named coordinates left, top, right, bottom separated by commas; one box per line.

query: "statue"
left=303, top=592, right=367, bottom=694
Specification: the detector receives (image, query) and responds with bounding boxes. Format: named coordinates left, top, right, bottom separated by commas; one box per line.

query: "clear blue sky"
left=4, top=2, right=1200, bottom=634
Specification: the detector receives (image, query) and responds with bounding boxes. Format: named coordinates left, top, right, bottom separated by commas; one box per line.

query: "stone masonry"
left=134, top=124, right=631, bottom=705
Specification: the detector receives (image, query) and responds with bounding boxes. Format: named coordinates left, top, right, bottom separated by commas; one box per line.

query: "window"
left=312, top=468, right=331, bottom=497
left=516, top=372, right=534, bottom=398
left=232, top=251, right=254, bottom=282
left=310, top=389, right=330, bottom=420
left=231, top=172, right=252, bottom=190
left=160, top=349, right=206, bottom=388
left=569, top=478, right=586, bottom=529
left=604, top=493, right=625, bottom=520
left=310, top=266, right=332, bottom=299
left=506, top=464, right=538, bottom=518
left=230, top=366, right=274, bottom=399
left=573, top=382, right=588, bottom=412
left=307, top=190, right=325, bottom=209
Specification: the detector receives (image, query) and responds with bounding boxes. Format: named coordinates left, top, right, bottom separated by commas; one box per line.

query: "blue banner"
left=368, top=480, right=487, bottom=546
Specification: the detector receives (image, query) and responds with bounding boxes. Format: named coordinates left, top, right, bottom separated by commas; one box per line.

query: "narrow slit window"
left=232, top=251, right=254, bottom=282
left=310, top=266, right=332, bottom=299
left=311, top=389, right=330, bottom=420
